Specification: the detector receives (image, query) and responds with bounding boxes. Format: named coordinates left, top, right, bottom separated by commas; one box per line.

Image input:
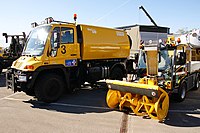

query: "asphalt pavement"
left=0, top=72, right=200, bottom=133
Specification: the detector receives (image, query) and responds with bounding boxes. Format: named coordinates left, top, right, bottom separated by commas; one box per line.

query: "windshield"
left=23, top=25, right=51, bottom=56
left=138, top=49, right=171, bottom=71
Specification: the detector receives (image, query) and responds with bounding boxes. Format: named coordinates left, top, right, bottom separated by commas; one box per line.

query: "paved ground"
left=0, top=72, right=200, bottom=133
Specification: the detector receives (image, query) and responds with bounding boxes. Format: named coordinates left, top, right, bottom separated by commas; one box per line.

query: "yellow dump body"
left=79, top=24, right=130, bottom=60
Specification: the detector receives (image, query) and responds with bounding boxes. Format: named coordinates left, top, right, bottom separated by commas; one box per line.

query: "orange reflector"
left=24, top=65, right=34, bottom=70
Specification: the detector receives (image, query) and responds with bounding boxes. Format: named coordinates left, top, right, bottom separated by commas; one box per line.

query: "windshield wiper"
left=22, top=52, right=34, bottom=57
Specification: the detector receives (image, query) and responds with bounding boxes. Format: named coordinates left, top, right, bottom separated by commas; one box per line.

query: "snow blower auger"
left=106, top=79, right=169, bottom=121
left=106, top=41, right=170, bottom=121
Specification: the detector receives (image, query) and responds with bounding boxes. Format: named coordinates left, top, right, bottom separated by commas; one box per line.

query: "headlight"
left=18, top=75, right=27, bottom=82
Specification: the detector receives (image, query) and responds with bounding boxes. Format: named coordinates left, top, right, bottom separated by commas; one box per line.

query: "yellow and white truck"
left=6, top=17, right=131, bottom=102
left=106, top=36, right=200, bottom=121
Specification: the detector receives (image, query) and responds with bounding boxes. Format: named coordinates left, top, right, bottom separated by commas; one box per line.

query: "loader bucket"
left=106, top=80, right=169, bottom=121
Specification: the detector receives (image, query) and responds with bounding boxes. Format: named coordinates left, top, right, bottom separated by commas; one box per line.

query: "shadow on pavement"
left=23, top=81, right=200, bottom=127
left=24, top=86, right=112, bottom=114
left=165, top=111, right=200, bottom=127
left=165, top=89, right=200, bottom=127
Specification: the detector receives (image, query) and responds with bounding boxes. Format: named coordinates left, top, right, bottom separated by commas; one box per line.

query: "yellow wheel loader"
left=0, top=33, right=26, bottom=74
left=106, top=39, right=200, bottom=121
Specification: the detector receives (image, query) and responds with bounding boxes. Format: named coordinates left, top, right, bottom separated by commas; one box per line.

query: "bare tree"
left=176, top=28, right=196, bottom=34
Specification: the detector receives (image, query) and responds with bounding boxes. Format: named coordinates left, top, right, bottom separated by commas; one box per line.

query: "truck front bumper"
left=6, top=68, right=33, bottom=92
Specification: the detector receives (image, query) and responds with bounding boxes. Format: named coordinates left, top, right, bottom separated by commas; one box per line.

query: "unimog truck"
left=6, top=17, right=132, bottom=102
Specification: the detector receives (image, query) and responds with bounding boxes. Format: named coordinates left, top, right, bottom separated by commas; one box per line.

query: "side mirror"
left=53, top=42, right=59, bottom=48
left=158, top=52, right=161, bottom=63
left=176, top=52, right=186, bottom=65
left=50, top=50, right=57, bottom=57
left=143, top=52, right=146, bottom=63
left=52, top=31, right=60, bottom=48
left=50, top=30, right=60, bottom=57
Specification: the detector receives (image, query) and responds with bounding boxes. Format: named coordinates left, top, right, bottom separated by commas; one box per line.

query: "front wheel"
left=175, top=82, right=187, bottom=102
left=34, top=73, right=65, bottom=103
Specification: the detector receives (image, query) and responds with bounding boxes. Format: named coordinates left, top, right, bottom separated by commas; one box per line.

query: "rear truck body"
left=6, top=17, right=131, bottom=102
left=106, top=37, right=200, bottom=121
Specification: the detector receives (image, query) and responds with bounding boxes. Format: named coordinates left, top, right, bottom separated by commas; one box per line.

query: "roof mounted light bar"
left=31, top=17, right=75, bottom=28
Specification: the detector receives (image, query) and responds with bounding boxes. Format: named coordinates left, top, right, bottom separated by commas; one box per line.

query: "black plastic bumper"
left=6, top=68, right=16, bottom=92
left=6, top=68, right=32, bottom=92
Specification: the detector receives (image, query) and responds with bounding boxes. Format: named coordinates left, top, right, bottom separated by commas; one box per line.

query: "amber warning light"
left=74, top=14, right=77, bottom=22
left=177, top=38, right=181, bottom=44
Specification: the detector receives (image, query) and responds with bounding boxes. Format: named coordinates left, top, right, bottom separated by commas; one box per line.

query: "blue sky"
left=0, top=0, right=199, bottom=47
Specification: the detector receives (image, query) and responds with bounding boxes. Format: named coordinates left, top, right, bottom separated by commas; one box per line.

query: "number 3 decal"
left=61, top=45, right=66, bottom=54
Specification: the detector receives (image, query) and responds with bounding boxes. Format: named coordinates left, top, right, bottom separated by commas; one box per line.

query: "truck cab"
left=12, top=22, right=80, bottom=70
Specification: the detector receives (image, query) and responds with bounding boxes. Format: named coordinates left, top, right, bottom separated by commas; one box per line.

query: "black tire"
left=175, top=82, right=187, bottom=102
left=0, top=65, right=3, bottom=75
left=192, top=74, right=199, bottom=90
left=25, top=88, right=35, bottom=96
left=34, top=73, right=65, bottom=103
left=110, top=67, right=124, bottom=80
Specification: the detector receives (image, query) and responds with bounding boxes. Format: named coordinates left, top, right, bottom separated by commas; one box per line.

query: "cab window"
left=61, top=27, right=74, bottom=44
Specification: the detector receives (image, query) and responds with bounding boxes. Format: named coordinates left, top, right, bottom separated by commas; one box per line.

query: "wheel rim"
left=196, top=78, right=199, bottom=88
left=181, top=84, right=186, bottom=99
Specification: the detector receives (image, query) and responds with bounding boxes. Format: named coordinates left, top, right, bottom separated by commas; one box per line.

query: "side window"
left=61, top=27, right=74, bottom=44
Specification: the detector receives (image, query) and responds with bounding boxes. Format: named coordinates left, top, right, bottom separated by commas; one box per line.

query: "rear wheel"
left=0, top=65, right=3, bottom=74
left=110, top=67, right=124, bottom=80
left=25, top=88, right=35, bottom=96
left=175, top=82, right=187, bottom=102
left=192, top=74, right=199, bottom=90
left=34, top=73, right=65, bottom=103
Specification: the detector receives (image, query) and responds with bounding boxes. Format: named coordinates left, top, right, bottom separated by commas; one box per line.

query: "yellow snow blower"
left=106, top=41, right=171, bottom=121
left=106, top=37, right=200, bottom=121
